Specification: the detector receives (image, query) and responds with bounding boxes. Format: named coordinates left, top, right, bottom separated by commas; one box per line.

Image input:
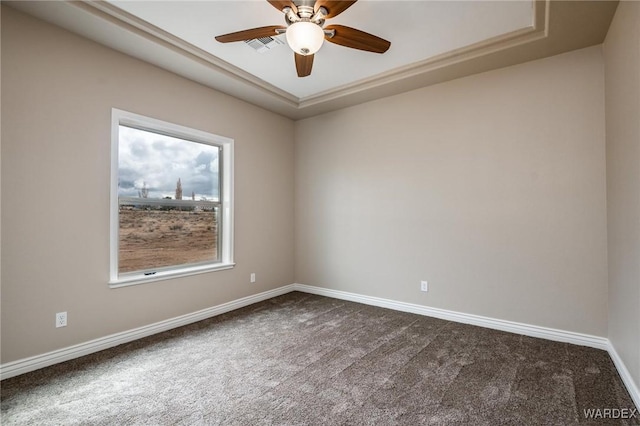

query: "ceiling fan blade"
left=215, top=26, right=286, bottom=43
left=324, top=25, right=390, bottom=53
left=295, top=53, right=314, bottom=77
left=267, top=0, right=296, bottom=13
left=315, top=0, right=357, bottom=19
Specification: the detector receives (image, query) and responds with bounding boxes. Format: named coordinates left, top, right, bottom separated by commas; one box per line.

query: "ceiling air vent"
left=245, top=36, right=285, bottom=53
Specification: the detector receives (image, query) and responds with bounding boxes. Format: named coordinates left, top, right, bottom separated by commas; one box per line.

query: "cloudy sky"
left=118, top=125, right=220, bottom=201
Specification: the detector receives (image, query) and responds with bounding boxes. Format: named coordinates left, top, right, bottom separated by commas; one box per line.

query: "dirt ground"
left=119, top=209, right=218, bottom=273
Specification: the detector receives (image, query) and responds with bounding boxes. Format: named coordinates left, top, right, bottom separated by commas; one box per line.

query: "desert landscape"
left=118, top=208, right=218, bottom=273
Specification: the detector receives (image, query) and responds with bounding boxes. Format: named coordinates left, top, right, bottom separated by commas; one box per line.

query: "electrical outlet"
left=56, top=312, right=67, bottom=328
left=420, top=281, right=428, bottom=292
left=250, top=273, right=256, bottom=283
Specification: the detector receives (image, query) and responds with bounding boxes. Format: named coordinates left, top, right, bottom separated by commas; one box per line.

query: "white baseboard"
left=292, top=283, right=638, bottom=408
left=292, top=284, right=608, bottom=349
left=0, top=284, right=296, bottom=380
left=2, top=282, right=638, bottom=410
left=607, top=342, right=640, bottom=410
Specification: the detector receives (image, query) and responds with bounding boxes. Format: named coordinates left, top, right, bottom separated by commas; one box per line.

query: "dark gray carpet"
left=1, top=292, right=638, bottom=425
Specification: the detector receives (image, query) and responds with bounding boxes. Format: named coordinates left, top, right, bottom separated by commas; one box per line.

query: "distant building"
left=175, top=178, right=182, bottom=200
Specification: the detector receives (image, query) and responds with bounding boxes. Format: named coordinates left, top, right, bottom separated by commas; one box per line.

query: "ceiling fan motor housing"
left=284, top=4, right=326, bottom=26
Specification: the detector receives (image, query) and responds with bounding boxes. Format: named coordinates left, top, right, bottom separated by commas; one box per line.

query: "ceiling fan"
left=215, top=0, right=391, bottom=78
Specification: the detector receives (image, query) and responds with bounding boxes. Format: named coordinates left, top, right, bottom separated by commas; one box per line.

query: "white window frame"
left=109, top=108, right=234, bottom=288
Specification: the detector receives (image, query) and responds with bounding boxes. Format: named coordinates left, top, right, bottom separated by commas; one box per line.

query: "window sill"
left=109, top=262, right=236, bottom=288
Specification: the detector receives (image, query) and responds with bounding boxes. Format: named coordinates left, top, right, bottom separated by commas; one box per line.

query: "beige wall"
left=604, top=1, right=640, bottom=391
left=0, top=6, right=295, bottom=363
left=1, top=2, right=630, bottom=377
left=295, top=46, right=608, bottom=336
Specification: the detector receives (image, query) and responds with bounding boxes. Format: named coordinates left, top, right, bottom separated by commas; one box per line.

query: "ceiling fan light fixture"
left=285, top=21, right=324, bottom=55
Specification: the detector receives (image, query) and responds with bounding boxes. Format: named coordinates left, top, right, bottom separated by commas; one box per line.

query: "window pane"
left=118, top=125, right=220, bottom=201
left=118, top=204, right=219, bottom=273
left=117, top=125, right=221, bottom=274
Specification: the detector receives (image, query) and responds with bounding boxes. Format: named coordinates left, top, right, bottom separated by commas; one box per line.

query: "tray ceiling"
left=6, top=1, right=619, bottom=119
left=110, top=1, right=534, bottom=99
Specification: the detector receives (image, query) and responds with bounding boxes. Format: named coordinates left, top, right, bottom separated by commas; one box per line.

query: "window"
left=110, top=109, right=234, bottom=287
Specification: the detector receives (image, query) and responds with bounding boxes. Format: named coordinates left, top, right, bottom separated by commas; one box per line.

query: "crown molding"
left=72, top=1, right=300, bottom=107
left=76, top=0, right=549, bottom=113
left=299, top=0, right=548, bottom=108
left=6, top=0, right=618, bottom=120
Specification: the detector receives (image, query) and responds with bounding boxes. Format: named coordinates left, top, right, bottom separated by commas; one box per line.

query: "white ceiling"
left=6, top=1, right=618, bottom=119
left=109, top=1, right=534, bottom=99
